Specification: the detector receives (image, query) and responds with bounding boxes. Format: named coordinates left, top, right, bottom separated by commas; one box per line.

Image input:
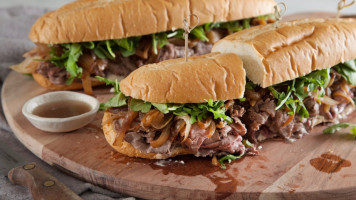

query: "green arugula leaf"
left=152, top=33, right=169, bottom=55
left=130, top=99, right=152, bottom=113
left=191, top=26, right=209, bottom=42
left=218, top=153, right=245, bottom=169
left=243, top=139, right=253, bottom=147
left=334, top=60, right=356, bottom=85
left=105, top=40, right=116, bottom=58
left=100, top=92, right=127, bottom=110
left=82, top=41, right=95, bottom=49
left=114, top=37, right=140, bottom=57
left=245, top=82, right=257, bottom=90
left=350, top=127, right=356, bottom=137
left=96, top=76, right=127, bottom=110
left=167, top=30, right=185, bottom=39
left=323, top=123, right=355, bottom=134
left=239, top=98, right=246, bottom=102
left=64, top=44, right=83, bottom=85
left=151, top=103, right=169, bottom=114
left=242, top=19, right=251, bottom=29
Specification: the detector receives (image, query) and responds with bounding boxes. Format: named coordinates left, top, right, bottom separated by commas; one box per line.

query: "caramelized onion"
left=141, top=109, right=173, bottom=129
left=245, top=90, right=260, bottom=106
left=251, top=18, right=267, bottom=26
left=323, top=104, right=331, bottom=114
left=151, top=113, right=174, bottom=129
left=35, top=43, right=51, bottom=55
left=103, top=113, right=126, bottom=125
left=78, top=53, right=95, bottom=73
left=142, top=109, right=161, bottom=127
left=206, top=30, right=222, bottom=44
left=207, top=121, right=216, bottom=138
left=317, top=95, right=340, bottom=106
left=282, top=114, right=294, bottom=127
left=135, top=41, right=152, bottom=59
left=150, top=122, right=172, bottom=148
left=340, top=80, right=350, bottom=94
left=115, top=111, right=139, bottom=143
left=176, top=116, right=192, bottom=143
left=197, top=117, right=212, bottom=129
left=212, top=155, right=219, bottom=167
left=82, top=73, right=93, bottom=95
left=216, top=121, right=226, bottom=129
left=333, top=91, right=354, bottom=106
left=10, top=56, right=39, bottom=74
left=327, top=73, right=335, bottom=88
left=224, top=100, right=234, bottom=111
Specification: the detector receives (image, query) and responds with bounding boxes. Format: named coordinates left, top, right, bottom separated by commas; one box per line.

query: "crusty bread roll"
left=120, top=52, right=246, bottom=103
left=29, top=0, right=276, bottom=44
left=212, top=18, right=356, bottom=88
left=102, top=111, right=192, bottom=159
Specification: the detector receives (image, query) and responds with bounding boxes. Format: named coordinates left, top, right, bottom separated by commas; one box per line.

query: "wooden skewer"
left=183, top=14, right=199, bottom=62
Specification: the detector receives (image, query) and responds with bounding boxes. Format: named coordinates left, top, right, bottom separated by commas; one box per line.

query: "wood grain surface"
left=2, top=71, right=356, bottom=199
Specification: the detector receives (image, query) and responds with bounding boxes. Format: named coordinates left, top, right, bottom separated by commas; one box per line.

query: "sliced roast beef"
left=36, top=61, right=68, bottom=85
left=157, top=43, right=194, bottom=62
left=125, top=131, right=173, bottom=154
left=183, top=123, right=211, bottom=154
left=193, top=42, right=213, bottom=55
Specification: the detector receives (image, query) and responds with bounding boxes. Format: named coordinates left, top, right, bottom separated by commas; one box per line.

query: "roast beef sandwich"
left=11, top=0, right=276, bottom=94
left=212, top=18, right=356, bottom=143
left=101, top=52, right=251, bottom=162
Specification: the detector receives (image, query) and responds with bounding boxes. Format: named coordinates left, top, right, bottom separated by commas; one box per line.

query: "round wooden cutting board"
left=2, top=71, right=356, bottom=199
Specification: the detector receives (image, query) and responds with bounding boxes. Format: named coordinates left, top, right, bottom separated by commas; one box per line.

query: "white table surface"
left=0, top=0, right=355, bottom=15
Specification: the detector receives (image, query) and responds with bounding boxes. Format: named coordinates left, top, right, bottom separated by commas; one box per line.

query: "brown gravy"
left=32, top=100, right=91, bottom=118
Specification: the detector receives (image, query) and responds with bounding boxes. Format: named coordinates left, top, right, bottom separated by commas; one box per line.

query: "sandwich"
left=101, top=18, right=356, bottom=168
left=212, top=18, right=356, bottom=143
left=10, top=0, right=276, bottom=94
left=101, top=52, right=250, bottom=164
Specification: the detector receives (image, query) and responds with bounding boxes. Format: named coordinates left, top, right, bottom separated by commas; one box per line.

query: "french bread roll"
left=29, top=0, right=276, bottom=44
left=120, top=52, right=246, bottom=103
left=212, top=18, right=356, bottom=88
left=102, top=111, right=192, bottom=159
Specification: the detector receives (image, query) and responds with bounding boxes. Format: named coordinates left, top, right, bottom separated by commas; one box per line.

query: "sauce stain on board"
left=309, top=153, right=351, bottom=173
left=110, top=152, right=245, bottom=199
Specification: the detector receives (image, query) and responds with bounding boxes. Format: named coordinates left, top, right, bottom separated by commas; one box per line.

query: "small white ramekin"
left=22, top=91, right=99, bottom=132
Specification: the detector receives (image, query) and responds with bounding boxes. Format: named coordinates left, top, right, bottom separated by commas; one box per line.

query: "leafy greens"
left=266, top=59, right=356, bottom=118
left=45, top=15, right=273, bottom=85
left=267, top=68, right=331, bottom=118
left=323, top=122, right=356, bottom=138
left=95, top=76, right=127, bottom=110
left=96, top=77, right=232, bottom=124
left=333, top=59, right=356, bottom=85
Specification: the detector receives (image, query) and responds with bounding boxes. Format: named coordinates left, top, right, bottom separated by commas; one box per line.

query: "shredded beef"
left=304, top=97, right=319, bottom=117
left=36, top=61, right=68, bottom=85
left=241, top=95, right=313, bottom=143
